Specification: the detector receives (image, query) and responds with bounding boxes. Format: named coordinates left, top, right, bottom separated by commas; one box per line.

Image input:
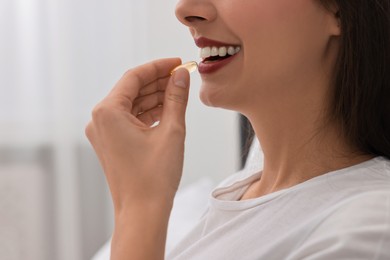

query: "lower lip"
left=198, top=54, right=237, bottom=74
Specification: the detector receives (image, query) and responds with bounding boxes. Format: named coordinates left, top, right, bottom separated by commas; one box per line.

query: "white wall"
left=0, top=0, right=240, bottom=259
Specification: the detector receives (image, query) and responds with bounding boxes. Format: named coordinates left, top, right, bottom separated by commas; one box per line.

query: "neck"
left=237, top=36, right=374, bottom=199
left=241, top=87, right=371, bottom=199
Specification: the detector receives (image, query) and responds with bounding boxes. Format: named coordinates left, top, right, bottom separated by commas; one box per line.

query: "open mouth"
left=203, top=54, right=233, bottom=63
left=200, top=46, right=241, bottom=63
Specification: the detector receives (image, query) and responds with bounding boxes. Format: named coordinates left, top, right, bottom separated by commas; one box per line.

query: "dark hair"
left=243, top=1, right=390, bottom=161
left=324, top=0, right=390, bottom=159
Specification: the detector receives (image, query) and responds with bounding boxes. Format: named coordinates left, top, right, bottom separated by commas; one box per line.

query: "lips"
left=195, top=37, right=240, bottom=49
left=195, top=37, right=241, bottom=74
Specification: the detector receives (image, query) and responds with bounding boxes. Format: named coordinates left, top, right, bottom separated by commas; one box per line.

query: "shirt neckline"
left=210, top=156, right=384, bottom=211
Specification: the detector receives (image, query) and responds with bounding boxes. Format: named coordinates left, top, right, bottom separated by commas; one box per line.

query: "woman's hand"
left=85, top=58, right=190, bottom=259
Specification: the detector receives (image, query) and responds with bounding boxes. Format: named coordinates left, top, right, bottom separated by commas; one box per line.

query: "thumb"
left=160, top=67, right=190, bottom=129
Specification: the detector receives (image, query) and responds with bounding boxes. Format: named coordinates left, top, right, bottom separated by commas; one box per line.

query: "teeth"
left=219, top=47, right=227, bottom=57
left=227, top=46, right=235, bottom=55
left=200, top=45, right=241, bottom=59
left=200, top=47, right=211, bottom=59
left=211, top=47, right=219, bottom=56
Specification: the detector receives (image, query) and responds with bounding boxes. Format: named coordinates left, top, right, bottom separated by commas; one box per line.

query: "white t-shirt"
left=167, top=157, right=390, bottom=259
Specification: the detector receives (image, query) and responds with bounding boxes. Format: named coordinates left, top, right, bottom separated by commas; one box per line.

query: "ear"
left=331, top=11, right=341, bottom=36
left=327, top=3, right=341, bottom=36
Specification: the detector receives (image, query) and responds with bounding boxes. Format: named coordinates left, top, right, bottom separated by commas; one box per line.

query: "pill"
left=171, top=61, right=198, bottom=75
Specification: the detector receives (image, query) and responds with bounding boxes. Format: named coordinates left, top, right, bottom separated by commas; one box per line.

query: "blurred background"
left=0, top=0, right=240, bottom=259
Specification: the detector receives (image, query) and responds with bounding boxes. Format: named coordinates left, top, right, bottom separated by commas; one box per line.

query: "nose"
left=175, top=0, right=217, bottom=27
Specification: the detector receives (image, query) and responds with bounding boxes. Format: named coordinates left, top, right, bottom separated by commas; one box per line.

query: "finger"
left=132, top=91, right=165, bottom=116
left=160, top=68, right=190, bottom=131
left=138, top=77, right=170, bottom=97
left=109, top=58, right=181, bottom=102
left=136, top=106, right=163, bottom=126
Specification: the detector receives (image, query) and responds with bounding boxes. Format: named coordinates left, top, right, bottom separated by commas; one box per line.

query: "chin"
left=199, top=92, right=216, bottom=107
left=199, top=84, right=240, bottom=110
left=199, top=85, right=222, bottom=108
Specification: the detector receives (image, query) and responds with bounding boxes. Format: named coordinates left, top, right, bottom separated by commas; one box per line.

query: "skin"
left=176, top=0, right=371, bottom=199
left=86, top=60, right=191, bottom=259
left=86, top=0, right=372, bottom=259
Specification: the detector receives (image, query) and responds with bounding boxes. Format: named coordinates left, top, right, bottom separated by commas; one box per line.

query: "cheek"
left=232, top=0, right=330, bottom=82
left=199, top=0, right=330, bottom=109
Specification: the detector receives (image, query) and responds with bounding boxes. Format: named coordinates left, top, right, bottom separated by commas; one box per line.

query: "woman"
left=86, top=0, right=390, bottom=259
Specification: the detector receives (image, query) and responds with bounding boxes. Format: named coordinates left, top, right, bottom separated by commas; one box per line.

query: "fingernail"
left=173, top=69, right=188, bottom=88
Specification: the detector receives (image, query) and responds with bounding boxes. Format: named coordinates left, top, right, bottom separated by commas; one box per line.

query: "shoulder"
left=325, top=156, right=390, bottom=193
left=321, top=191, right=390, bottom=233
left=289, top=191, right=390, bottom=259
